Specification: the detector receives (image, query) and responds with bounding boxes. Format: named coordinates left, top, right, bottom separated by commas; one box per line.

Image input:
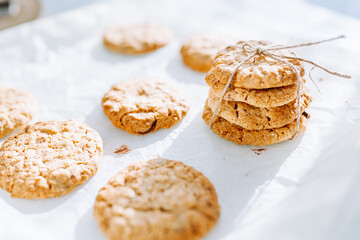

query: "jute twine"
left=209, top=35, right=351, bottom=138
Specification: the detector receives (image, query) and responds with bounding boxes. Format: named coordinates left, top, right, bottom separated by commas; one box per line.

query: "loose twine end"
left=209, top=35, right=351, bottom=139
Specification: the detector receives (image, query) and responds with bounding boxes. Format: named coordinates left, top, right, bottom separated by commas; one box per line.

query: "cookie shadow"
left=84, top=104, right=181, bottom=157
left=74, top=206, right=107, bottom=240
left=161, top=111, right=304, bottom=240
left=166, top=55, right=207, bottom=85
left=90, top=43, right=141, bottom=64
left=0, top=182, right=85, bottom=214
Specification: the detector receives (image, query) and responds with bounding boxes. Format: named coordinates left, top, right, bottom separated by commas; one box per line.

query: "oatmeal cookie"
left=94, top=158, right=220, bottom=240
left=180, top=35, right=234, bottom=72
left=206, top=72, right=305, bottom=107
left=207, top=88, right=311, bottom=130
left=203, top=103, right=309, bottom=146
left=103, top=23, right=172, bottom=54
left=0, top=86, right=35, bottom=138
left=102, top=79, right=189, bottom=135
left=211, top=40, right=305, bottom=89
left=0, top=120, right=103, bottom=198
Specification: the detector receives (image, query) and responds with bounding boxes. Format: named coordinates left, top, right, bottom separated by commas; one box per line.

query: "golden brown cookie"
left=180, top=35, right=234, bottom=72
left=203, top=103, right=309, bottom=146
left=102, top=79, right=189, bottom=135
left=211, top=41, right=305, bottom=89
left=103, top=23, right=172, bottom=54
left=207, top=88, right=311, bottom=130
left=94, top=158, right=220, bottom=240
left=205, top=72, right=305, bottom=107
left=0, top=120, right=103, bottom=199
left=0, top=86, right=35, bottom=139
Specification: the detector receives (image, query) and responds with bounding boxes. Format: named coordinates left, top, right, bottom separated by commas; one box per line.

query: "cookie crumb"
left=251, top=148, right=267, bottom=155
left=114, top=145, right=131, bottom=155
left=302, top=111, right=310, bottom=119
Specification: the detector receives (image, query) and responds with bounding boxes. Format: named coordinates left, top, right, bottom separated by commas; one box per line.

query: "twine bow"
left=209, top=35, right=351, bottom=138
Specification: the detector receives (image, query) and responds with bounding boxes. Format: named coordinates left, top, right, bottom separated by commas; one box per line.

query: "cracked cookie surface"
left=203, top=103, right=309, bottom=146
left=180, top=35, right=234, bottom=72
left=206, top=72, right=305, bottom=107
left=207, top=88, right=311, bottom=130
left=103, top=23, right=172, bottom=54
left=94, top=158, right=220, bottom=240
left=0, top=86, right=35, bottom=139
left=0, top=120, right=103, bottom=199
left=211, top=40, right=305, bottom=89
left=102, top=79, right=189, bottom=135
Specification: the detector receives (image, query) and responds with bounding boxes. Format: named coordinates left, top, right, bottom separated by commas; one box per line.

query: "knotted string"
left=209, top=35, right=351, bottom=138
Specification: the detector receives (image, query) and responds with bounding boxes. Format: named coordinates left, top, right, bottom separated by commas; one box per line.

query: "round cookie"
left=0, top=120, right=103, bottom=199
left=211, top=40, right=305, bottom=89
left=0, top=86, right=35, bottom=139
left=103, top=23, right=172, bottom=54
left=94, top=158, right=220, bottom=240
left=102, top=79, right=189, bottom=135
left=207, top=88, right=311, bottom=130
left=205, top=72, right=305, bottom=107
left=180, top=35, right=234, bottom=72
left=203, top=103, right=309, bottom=146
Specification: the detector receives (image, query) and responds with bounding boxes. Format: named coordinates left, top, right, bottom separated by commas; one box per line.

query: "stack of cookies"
left=203, top=41, right=312, bottom=146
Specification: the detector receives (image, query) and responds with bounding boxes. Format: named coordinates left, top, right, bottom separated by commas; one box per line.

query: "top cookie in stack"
left=203, top=41, right=312, bottom=146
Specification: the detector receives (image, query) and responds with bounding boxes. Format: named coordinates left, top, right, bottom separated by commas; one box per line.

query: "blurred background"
left=0, top=0, right=359, bottom=30
left=39, top=0, right=360, bottom=18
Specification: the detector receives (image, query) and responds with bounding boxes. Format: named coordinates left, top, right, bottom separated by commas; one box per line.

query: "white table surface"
left=0, top=0, right=360, bottom=239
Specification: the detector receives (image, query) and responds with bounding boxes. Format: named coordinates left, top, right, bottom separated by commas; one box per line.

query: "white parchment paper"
left=0, top=0, right=360, bottom=239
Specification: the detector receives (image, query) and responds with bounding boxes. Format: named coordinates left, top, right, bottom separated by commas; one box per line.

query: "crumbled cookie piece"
left=251, top=148, right=267, bottom=155
left=114, top=144, right=131, bottom=155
